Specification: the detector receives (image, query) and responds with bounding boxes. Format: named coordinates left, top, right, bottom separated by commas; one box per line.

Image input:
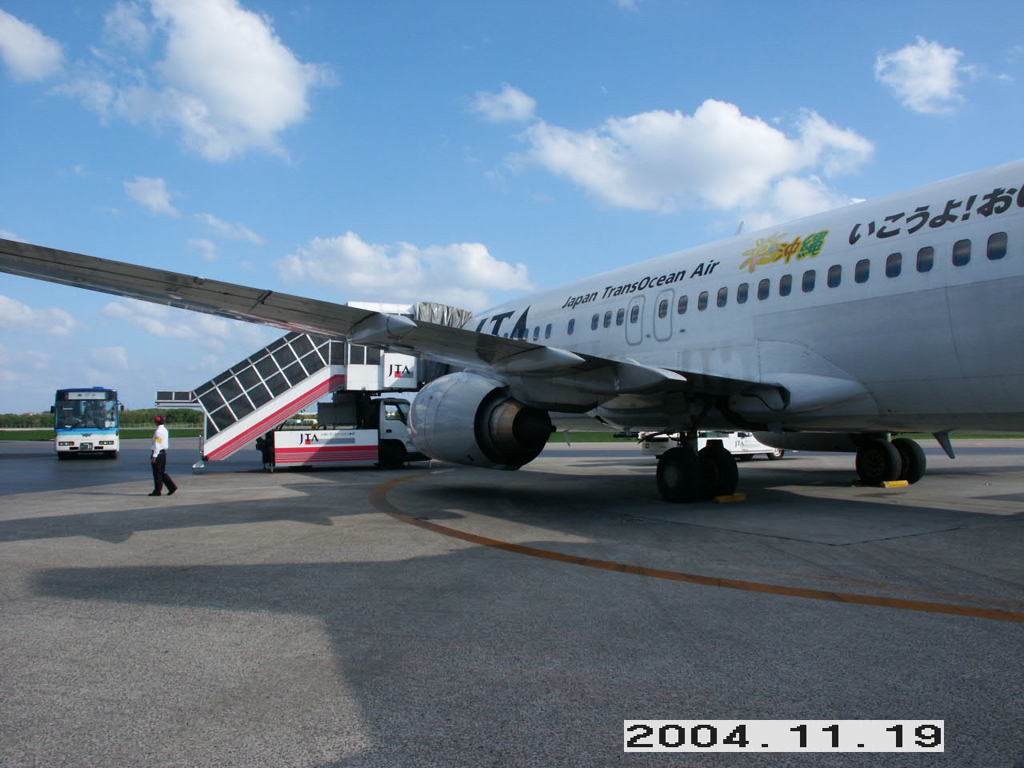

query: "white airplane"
left=2, top=159, right=1022, bottom=501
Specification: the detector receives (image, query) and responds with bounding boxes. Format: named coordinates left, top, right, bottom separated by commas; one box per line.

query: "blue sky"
left=1, top=0, right=1021, bottom=412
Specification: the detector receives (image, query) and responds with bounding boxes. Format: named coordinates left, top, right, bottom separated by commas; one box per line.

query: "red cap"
left=154, top=416, right=166, bottom=424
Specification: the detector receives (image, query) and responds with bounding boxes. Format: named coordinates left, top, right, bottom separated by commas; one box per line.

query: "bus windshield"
left=54, top=397, right=118, bottom=430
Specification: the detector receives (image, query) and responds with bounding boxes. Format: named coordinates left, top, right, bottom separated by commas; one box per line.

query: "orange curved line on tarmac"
left=370, top=473, right=1024, bottom=624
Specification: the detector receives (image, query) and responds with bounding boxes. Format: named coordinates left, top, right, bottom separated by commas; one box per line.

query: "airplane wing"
left=0, top=237, right=761, bottom=410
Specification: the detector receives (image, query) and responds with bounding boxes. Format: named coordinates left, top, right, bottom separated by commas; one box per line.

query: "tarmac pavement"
left=1, top=437, right=1022, bottom=767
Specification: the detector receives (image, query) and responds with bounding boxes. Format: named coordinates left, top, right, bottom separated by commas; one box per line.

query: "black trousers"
left=151, top=451, right=177, bottom=494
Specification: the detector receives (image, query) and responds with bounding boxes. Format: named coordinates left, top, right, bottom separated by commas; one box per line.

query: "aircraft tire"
left=892, top=437, right=926, bottom=484
left=855, top=439, right=902, bottom=484
left=699, top=443, right=739, bottom=497
left=767, top=448, right=784, bottom=460
left=656, top=447, right=704, bottom=502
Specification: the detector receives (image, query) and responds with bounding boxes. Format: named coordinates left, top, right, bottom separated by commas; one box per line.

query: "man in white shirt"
left=149, top=415, right=177, bottom=496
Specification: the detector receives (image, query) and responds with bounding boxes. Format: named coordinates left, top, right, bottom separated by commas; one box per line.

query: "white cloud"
left=519, top=98, right=873, bottom=222
left=188, top=238, right=217, bottom=261
left=103, top=299, right=197, bottom=339
left=0, top=229, right=24, bottom=241
left=59, top=0, right=330, bottom=162
left=103, top=1, right=152, bottom=54
left=101, top=298, right=275, bottom=350
left=471, top=83, right=536, bottom=123
left=90, top=345, right=131, bottom=369
left=146, top=0, right=327, bottom=160
left=875, top=37, right=967, bottom=114
left=195, top=213, right=264, bottom=244
left=278, top=232, right=533, bottom=311
left=0, top=9, right=63, bottom=81
left=0, top=294, right=76, bottom=336
left=124, top=175, right=179, bottom=215
left=743, top=176, right=855, bottom=231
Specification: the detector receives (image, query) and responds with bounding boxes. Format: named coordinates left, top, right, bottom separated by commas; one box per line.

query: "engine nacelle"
left=409, top=372, right=552, bottom=469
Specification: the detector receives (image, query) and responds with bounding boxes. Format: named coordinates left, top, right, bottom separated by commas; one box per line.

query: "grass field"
left=0, top=428, right=202, bottom=441
left=2, top=429, right=1021, bottom=443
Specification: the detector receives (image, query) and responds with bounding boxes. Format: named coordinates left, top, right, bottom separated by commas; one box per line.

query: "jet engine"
left=408, top=372, right=552, bottom=469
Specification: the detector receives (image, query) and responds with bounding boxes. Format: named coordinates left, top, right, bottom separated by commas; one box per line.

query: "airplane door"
left=626, top=295, right=645, bottom=346
left=653, top=289, right=673, bottom=342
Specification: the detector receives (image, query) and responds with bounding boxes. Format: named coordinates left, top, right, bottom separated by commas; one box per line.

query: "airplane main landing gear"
left=892, top=436, right=927, bottom=483
left=656, top=439, right=739, bottom=502
left=855, top=436, right=927, bottom=484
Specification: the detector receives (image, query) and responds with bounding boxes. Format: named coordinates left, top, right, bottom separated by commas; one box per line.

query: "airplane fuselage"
left=472, top=160, right=1024, bottom=434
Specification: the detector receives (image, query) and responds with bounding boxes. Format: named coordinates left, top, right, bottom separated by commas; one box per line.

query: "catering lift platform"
left=155, top=302, right=468, bottom=470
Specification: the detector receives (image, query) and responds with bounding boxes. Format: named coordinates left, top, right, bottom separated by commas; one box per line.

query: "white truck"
left=256, top=394, right=426, bottom=471
left=640, top=431, right=785, bottom=461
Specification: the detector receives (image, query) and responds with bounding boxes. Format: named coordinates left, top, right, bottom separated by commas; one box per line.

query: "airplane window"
left=988, top=232, right=1007, bottom=260
left=658, top=299, right=668, bottom=318
left=591, top=314, right=599, bottom=330
left=886, top=252, right=902, bottom=277
left=778, top=274, right=792, bottom=296
left=545, top=324, right=552, bottom=339
left=567, top=318, right=575, bottom=335
left=717, top=287, right=728, bottom=307
left=616, top=308, right=625, bottom=326
left=697, top=291, right=709, bottom=311
left=630, top=305, right=640, bottom=323
left=916, top=246, right=934, bottom=272
left=603, top=311, right=612, bottom=328
left=827, top=265, right=842, bottom=287
left=737, top=282, right=749, bottom=304
left=855, top=259, right=870, bottom=283
left=533, top=326, right=540, bottom=341
left=802, top=270, right=815, bottom=292
left=953, top=239, right=971, bottom=266
left=677, top=295, right=688, bottom=314
left=757, top=278, right=770, bottom=300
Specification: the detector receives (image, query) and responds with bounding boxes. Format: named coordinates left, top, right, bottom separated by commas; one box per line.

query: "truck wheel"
left=379, top=440, right=407, bottom=469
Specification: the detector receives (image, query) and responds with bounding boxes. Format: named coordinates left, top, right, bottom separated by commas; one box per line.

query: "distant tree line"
left=0, top=409, right=204, bottom=428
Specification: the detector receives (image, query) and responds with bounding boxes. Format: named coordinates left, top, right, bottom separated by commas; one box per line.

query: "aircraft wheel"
left=656, top=447, right=704, bottom=502
left=767, top=448, right=784, bottom=460
left=855, top=439, right=902, bottom=484
left=699, top=443, right=739, bottom=497
left=892, top=437, right=926, bottom=484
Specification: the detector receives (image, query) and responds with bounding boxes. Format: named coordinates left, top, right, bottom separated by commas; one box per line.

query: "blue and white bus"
left=52, top=387, right=122, bottom=459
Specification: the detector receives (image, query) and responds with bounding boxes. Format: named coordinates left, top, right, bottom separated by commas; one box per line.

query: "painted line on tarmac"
left=371, top=473, right=1024, bottom=624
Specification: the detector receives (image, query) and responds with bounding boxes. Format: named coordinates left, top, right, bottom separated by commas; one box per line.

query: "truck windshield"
left=54, top=399, right=118, bottom=430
